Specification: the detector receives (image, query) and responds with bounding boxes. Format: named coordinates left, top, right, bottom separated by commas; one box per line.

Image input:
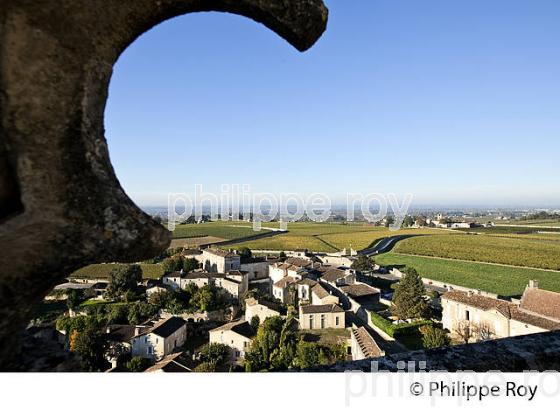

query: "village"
left=29, top=240, right=560, bottom=372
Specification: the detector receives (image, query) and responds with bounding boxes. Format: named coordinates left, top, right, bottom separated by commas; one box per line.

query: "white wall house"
left=245, top=297, right=281, bottom=324
left=441, top=281, right=560, bottom=342
left=311, top=283, right=339, bottom=306
left=209, top=321, right=256, bottom=364
left=198, top=248, right=241, bottom=273
left=131, top=317, right=187, bottom=361
left=299, top=304, right=345, bottom=330
left=272, top=276, right=297, bottom=304
left=269, top=262, right=305, bottom=284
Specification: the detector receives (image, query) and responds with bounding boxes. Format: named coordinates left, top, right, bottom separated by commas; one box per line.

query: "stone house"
left=197, top=248, right=241, bottom=273
left=273, top=276, right=298, bottom=304
left=269, top=262, right=305, bottom=284
left=339, top=283, right=380, bottom=310
left=441, top=281, right=560, bottom=342
left=311, top=283, right=339, bottom=306
left=215, top=270, right=249, bottom=303
left=209, top=320, right=256, bottom=364
left=320, top=268, right=356, bottom=287
left=131, top=317, right=187, bottom=361
left=299, top=304, right=345, bottom=330
left=245, top=297, right=282, bottom=324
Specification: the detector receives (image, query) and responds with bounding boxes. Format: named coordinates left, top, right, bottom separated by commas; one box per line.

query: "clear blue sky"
left=105, top=0, right=560, bottom=208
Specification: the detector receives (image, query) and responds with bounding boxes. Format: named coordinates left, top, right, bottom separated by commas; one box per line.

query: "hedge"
left=369, top=311, right=432, bottom=338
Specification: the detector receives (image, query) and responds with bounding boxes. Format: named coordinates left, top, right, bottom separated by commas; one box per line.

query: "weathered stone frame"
left=0, top=0, right=328, bottom=368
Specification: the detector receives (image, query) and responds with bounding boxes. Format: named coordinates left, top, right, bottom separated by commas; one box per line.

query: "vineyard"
left=375, top=252, right=560, bottom=296
left=71, top=263, right=164, bottom=280
left=393, top=234, right=560, bottom=271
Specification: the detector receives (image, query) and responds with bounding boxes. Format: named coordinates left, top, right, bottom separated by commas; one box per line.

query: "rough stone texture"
left=0, top=0, right=328, bottom=369
left=323, top=331, right=560, bottom=372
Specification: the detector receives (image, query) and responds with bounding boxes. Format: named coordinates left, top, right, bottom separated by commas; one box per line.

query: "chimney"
left=467, top=290, right=474, bottom=297
left=134, top=327, right=142, bottom=336
left=528, top=280, right=539, bottom=289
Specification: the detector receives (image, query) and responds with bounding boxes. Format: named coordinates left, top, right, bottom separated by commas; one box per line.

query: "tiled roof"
left=227, top=269, right=249, bottom=276
left=210, top=320, right=256, bottom=339
left=442, top=291, right=509, bottom=311
left=442, top=291, right=560, bottom=331
left=340, top=283, right=380, bottom=298
left=164, top=271, right=184, bottom=278
left=312, top=283, right=331, bottom=299
left=245, top=297, right=282, bottom=312
left=203, top=248, right=237, bottom=258
left=298, top=278, right=318, bottom=287
left=352, top=327, right=384, bottom=358
left=301, top=304, right=344, bottom=314
left=150, top=317, right=187, bottom=338
left=105, top=325, right=138, bottom=343
left=321, top=268, right=349, bottom=283
left=184, top=270, right=224, bottom=279
left=520, top=288, right=560, bottom=321
left=144, top=353, right=191, bottom=373
left=274, top=276, right=297, bottom=288
left=182, top=249, right=202, bottom=256
left=285, top=257, right=313, bottom=268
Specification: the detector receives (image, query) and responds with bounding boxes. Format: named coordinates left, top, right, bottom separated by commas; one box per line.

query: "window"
left=309, top=316, right=314, bottom=329
left=465, top=310, right=470, bottom=321
left=335, top=316, right=340, bottom=326
left=320, top=314, right=325, bottom=329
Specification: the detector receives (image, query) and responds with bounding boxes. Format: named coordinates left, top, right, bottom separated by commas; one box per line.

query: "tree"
left=107, top=304, right=129, bottom=324
left=162, top=255, right=184, bottom=274
left=148, top=290, right=170, bottom=310
left=127, top=301, right=157, bottom=325
left=194, top=361, right=217, bottom=372
left=391, top=267, right=427, bottom=320
left=402, top=215, right=415, bottom=227
left=183, top=257, right=200, bottom=272
left=106, top=264, right=142, bottom=299
left=245, top=316, right=285, bottom=371
left=454, top=320, right=475, bottom=344
left=125, top=356, right=152, bottom=372
left=250, top=316, right=260, bottom=330
left=475, top=322, right=495, bottom=341
left=66, top=289, right=84, bottom=311
left=420, top=325, right=450, bottom=349
left=351, top=255, right=375, bottom=272
left=190, top=285, right=218, bottom=312
left=238, top=247, right=252, bottom=261
left=199, top=343, right=231, bottom=370
left=384, top=216, right=395, bottom=228
left=72, top=323, right=108, bottom=371
left=293, top=341, right=321, bottom=369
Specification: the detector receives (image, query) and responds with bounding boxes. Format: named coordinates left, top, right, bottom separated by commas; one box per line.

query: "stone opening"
left=0, top=0, right=328, bottom=369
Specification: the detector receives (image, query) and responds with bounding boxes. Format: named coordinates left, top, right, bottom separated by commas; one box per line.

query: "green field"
left=460, top=225, right=560, bottom=235
left=376, top=252, right=560, bottom=296
left=170, top=221, right=260, bottom=240
left=227, top=222, right=380, bottom=252
left=394, top=234, right=560, bottom=271
left=319, top=228, right=457, bottom=251
left=496, top=220, right=560, bottom=227
left=71, top=263, right=164, bottom=280
left=227, top=223, right=457, bottom=252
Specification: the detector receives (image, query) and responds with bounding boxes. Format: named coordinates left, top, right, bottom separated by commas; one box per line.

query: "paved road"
left=360, top=235, right=419, bottom=256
